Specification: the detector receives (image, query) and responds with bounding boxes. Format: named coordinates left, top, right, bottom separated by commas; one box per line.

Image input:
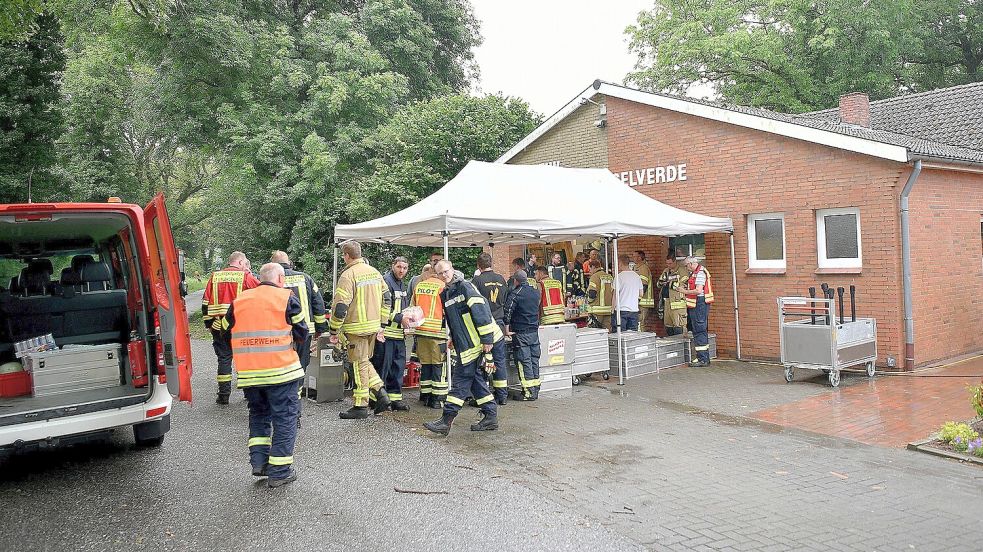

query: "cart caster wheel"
left=572, top=376, right=581, bottom=386
left=828, top=370, right=841, bottom=388
left=784, top=366, right=794, bottom=383
left=602, top=371, right=610, bottom=381
left=865, top=361, right=875, bottom=378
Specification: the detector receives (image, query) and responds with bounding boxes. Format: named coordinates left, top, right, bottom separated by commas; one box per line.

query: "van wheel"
left=135, top=435, right=165, bottom=448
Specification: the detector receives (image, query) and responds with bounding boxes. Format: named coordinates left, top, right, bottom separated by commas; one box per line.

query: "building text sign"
left=616, top=164, right=687, bottom=187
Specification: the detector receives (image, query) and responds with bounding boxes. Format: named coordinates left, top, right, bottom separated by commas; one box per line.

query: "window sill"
left=745, top=268, right=786, bottom=275
left=814, top=267, right=862, bottom=275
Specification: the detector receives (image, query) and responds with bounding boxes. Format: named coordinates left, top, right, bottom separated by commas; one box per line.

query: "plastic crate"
left=0, top=370, right=32, bottom=398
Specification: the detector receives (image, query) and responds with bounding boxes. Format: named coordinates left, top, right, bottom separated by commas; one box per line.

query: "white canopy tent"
left=333, top=161, right=739, bottom=384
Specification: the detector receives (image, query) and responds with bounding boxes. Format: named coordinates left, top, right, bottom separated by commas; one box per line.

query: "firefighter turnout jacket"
left=539, top=277, right=566, bottom=325
left=635, top=261, right=655, bottom=308
left=471, top=269, right=507, bottom=324
left=440, top=276, right=504, bottom=365
left=202, top=266, right=260, bottom=330
left=587, top=269, right=615, bottom=315
left=224, top=283, right=308, bottom=388
left=279, top=263, right=328, bottom=334
left=683, top=264, right=715, bottom=308
left=380, top=270, right=410, bottom=340
left=412, top=276, right=447, bottom=339
left=504, top=281, right=540, bottom=333
left=329, top=258, right=388, bottom=336
left=547, top=264, right=571, bottom=296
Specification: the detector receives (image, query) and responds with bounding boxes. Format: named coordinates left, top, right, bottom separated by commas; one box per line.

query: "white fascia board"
left=497, top=82, right=910, bottom=164
left=495, top=84, right=600, bottom=164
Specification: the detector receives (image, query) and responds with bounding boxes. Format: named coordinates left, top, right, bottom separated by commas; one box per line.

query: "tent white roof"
left=334, top=161, right=733, bottom=247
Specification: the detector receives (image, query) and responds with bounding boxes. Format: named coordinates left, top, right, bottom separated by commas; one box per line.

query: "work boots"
left=390, top=400, right=410, bottom=411
left=339, top=406, right=371, bottom=419
left=216, top=394, right=230, bottom=405
left=418, top=392, right=430, bottom=403
left=251, top=464, right=269, bottom=477
left=427, top=396, right=443, bottom=409
left=494, top=392, right=508, bottom=406
left=470, top=413, right=499, bottom=432
left=267, top=469, right=298, bottom=489
left=424, top=414, right=455, bottom=436
left=372, top=388, right=391, bottom=414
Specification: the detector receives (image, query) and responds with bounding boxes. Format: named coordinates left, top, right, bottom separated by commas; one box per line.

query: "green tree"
left=626, top=0, right=982, bottom=112
left=0, top=12, right=65, bottom=203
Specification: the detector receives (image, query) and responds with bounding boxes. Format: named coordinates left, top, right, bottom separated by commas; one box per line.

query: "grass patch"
left=187, top=310, right=211, bottom=340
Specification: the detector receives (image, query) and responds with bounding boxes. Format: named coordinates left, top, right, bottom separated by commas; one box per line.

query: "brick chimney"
left=838, top=92, right=870, bottom=127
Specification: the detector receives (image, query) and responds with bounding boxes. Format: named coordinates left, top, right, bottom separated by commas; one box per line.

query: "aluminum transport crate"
left=507, top=351, right=573, bottom=398
left=684, top=333, right=718, bottom=362
left=537, top=323, right=577, bottom=367
left=23, top=344, right=122, bottom=397
left=305, top=335, right=345, bottom=402
left=608, top=331, right=661, bottom=379
left=572, top=327, right=610, bottom=384
left=654, top=337, right=688, bottom=370
left=778, top=296, right=877, bottom=387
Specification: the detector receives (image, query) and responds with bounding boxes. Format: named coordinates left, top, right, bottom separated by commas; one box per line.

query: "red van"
left=0, top=195, right=191, bottom=454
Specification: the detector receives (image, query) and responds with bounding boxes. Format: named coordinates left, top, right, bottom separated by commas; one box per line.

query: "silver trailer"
left=778, top=296, right=876, bottom=387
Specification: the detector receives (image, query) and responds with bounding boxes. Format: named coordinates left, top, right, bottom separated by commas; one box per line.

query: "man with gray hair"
left=270, top=250, right=327, bottom=376
left=202, top=251, right=260, bottom=404
left=223, top=262, right=308, bottom=488
left=680, top=256, right=714, bottom=367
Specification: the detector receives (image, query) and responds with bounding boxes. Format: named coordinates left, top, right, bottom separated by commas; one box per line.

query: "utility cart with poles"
left=778, top=285, right=877, bottom=387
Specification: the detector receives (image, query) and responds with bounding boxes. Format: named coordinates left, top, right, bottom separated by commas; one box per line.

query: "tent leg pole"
left=729, top=233, right=741, bottom=361
left=332, top=243, right=339, bottom=294
left=442, top=232, right=451, bottom=396
left=613, top=237, right=624, bottom=386
left=443, top=233, right=449, bottom=261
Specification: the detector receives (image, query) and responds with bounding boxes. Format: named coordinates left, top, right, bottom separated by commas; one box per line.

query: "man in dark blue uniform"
left=503, top=270, right=541, bottom=401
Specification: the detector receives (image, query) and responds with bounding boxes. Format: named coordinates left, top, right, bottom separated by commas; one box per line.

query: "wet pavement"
left=2, top=342, right=982, bottom=551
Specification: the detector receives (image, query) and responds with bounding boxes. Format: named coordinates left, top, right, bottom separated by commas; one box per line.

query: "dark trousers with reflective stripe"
left=489, top=337, right=508, bottom=401
left=372, top=338, right=406, bottom=401
left=444, top=353, right=497, bottom=418
left=688, top=297, right=711, bottom=364
left=211, top=328, right=233, bottom=396
left=512, top=331, right=541, bottom=397
left=245, top=378, right=301, bottom=479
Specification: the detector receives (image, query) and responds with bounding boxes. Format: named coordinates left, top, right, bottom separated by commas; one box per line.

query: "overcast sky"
left=470, top=0, right=655, bottom=116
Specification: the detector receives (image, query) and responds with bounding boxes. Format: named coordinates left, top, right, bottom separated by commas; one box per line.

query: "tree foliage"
left=626, top=0, right=983, bottom=112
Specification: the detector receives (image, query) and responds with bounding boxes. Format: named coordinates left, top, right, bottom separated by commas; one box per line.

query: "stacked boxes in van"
left=508, top=323, right=576, bottom=398
left=572, top=328, right=609, bottom=382
left=608, top=332, right=687, bottom=379
left=22, top=344, right=122, bottom=397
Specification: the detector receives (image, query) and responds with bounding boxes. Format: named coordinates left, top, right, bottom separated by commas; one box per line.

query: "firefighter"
left=657, top=252, right=689, bottom=336
left=546, top=252, right=571, bottom=296
left=681, top=256, right=714, bottom=366
left=373, top=256, right=411, bottom=411
left=633, top=250, right=654, bottom=330
left=202, top=251, right=260, bottom=404
left=270, top=250, right=327, bottom=374
left=471, top=252, right=509, bottom=405
left=224, top=263, right=307, bottom=488
left=328, top=241, right=391, bottom=419
left=411, top=264, right=447, bottom=408
left=534, top=266, right=566, bottom=325
left=423, top=261, right=501, bottom=435
left=504, top=270, right=541, bottom=401
left=568, top=252, right=587, bottom=297
left=586, top=259, right=614, bottom=331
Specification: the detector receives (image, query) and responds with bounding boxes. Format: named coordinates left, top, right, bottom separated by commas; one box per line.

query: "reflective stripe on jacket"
left=587, top=270, right=614, bottom=315
left=684, top=265, right=714, bottom=308
left=441, top=279, right=503, bottom=365
left=202, top=268, right=259, bottom=321
left=329, top=259, right=386, bottom=336
left=281, top=264, right=327, bottom=333
left=635, top=262, right=655, bottom=307
left=381, top=271, right=409, bottom=340
left=539, top=278, right=566, bottom=325
left=547, top=265, right=570, bottom=295
left=230, top=286, right=304, bottom=387
left=412, top=277, right=447, bottom=339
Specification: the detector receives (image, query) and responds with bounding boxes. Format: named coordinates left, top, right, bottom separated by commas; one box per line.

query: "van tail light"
left=154, top=311, right=166, bottom=384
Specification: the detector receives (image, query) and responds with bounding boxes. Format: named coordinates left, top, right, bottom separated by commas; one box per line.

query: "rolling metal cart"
left=778, top=292, right=877, bottom=388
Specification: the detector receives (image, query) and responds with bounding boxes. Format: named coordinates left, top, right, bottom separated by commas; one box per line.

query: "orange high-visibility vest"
left=539, top=278, right=566, bottom=325
left=230, top=286, right=303, bottom=388
left=684, top=265, right=714, bottom=309
left=413, top=277, right=446, bottom=339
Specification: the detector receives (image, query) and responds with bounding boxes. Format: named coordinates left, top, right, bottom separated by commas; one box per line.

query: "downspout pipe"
left=900, top=160, right=922, bottom=371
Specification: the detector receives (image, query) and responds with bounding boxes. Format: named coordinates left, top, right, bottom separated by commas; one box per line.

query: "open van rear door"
left=144, top=194, right=192, bottom=402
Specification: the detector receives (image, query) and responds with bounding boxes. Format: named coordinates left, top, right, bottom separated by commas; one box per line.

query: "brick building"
left=492, top=80, right=983, bottom=369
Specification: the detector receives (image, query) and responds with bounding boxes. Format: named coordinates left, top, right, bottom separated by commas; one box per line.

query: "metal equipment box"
left=507, top=350, right=572, bottom=398
left=654, top=337, right=688, bottom=370
left=304, top=336, right=345, bottom=402
left=684, top=333, right=718, bottom=362
left=573, top=328, right=610, bottom=379
left=608, top=331, right=661, bottom=379
left=23, top=344, right=122, bottom=397
left=537, top=323, right=577, bottom=367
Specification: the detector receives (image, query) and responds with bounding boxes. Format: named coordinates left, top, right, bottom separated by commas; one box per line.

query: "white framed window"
left=817, top=207, right=862, bottom=269
left=747, top=213, right=786, bottom=269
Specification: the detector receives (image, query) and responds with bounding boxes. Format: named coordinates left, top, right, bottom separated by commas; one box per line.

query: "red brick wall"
left=606, top=96, right=908, bottom=365
left=907, top=167, right=983, bottom=364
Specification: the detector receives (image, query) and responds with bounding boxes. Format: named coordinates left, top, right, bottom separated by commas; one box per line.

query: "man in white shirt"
left=615, top=253, right=643, bottom=332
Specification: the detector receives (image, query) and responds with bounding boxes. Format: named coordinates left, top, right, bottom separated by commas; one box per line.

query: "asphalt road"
left=0, top=340, right=639, bottom=551
left=184, top=289, right=203, bottom=321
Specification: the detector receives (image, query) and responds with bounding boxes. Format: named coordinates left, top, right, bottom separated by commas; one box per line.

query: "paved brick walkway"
left=752, top=357, right=983, bottom=446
